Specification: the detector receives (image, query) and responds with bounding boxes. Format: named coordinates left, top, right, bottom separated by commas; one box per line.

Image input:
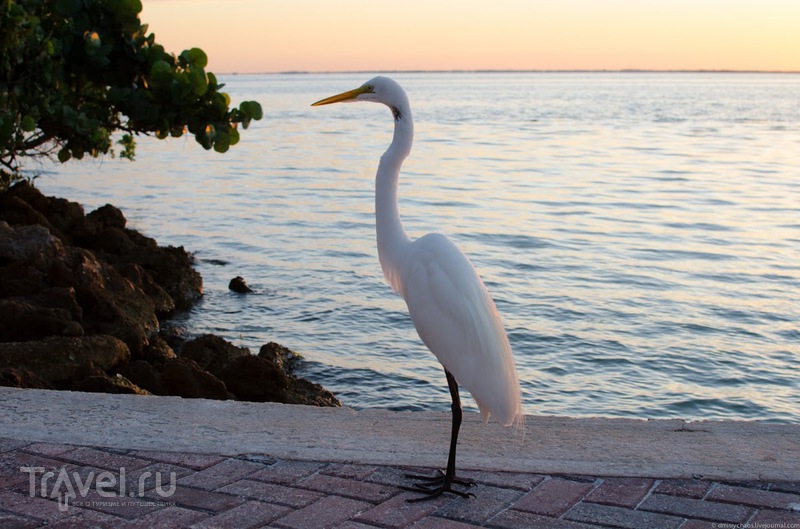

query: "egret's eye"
left=365, top=85, right=374, bottom=92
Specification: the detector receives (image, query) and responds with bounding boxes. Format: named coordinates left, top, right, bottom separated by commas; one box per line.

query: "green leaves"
left=118, top=0, right=142, bottom=17
left=57, top=147, right=71, bottom=163
left=238, top=101, right=264, bottom=130
left=186, top=68, right=208, bottom=97
left=118, top=134, right=135, bottom=161
left=150, top=60, right=173, bottom=85
left=180, top=48, right=208, bottom=69
left=83, top=30, right=111, bottom=67
left=7, top=2, right=27, bottom=19
left=0, top=117, right=13, bottom=148
left=1, top=0, right=264, bottom=186
left=21, top=116, right=36, bottom=132
left=54, top=0, right=80, bottom=16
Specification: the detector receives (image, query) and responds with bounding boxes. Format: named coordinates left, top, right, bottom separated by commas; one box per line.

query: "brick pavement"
left=1, top=437, right=798, bottom=529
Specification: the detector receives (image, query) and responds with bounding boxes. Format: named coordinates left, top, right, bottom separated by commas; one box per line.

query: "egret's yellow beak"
left=311, top=86, right=369, bottom=106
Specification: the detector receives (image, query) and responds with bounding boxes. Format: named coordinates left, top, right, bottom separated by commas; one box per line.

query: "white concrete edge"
left=1, top=387, right=798, bottom=481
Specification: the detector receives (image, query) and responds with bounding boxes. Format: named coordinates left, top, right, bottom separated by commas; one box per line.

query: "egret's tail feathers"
left=512, top=412, right=526, bottom=435
left=511, top=412, right=526, bottom=443
left=502, top=409, right=525, bottom=429
left=475, top=396, right=523, bottom=428
left=474, top=396, right=490, bottom=423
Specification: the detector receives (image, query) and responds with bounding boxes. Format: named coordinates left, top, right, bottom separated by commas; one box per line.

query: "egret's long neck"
left=376, top=104, right=413, bottom=293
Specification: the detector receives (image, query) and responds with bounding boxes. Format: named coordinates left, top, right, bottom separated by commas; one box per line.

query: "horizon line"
left=219, top=68, right=800, bottom=76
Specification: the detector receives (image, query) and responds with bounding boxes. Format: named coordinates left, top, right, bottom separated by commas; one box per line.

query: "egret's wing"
left=400, top=233, right=521, bottom=426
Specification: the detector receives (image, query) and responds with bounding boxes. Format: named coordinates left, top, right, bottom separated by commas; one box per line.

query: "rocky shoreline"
left=0, top=182, right=340, bottom=407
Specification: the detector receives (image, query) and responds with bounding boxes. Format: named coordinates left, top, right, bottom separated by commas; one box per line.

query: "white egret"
left=312, top=77, right=522, bottom=501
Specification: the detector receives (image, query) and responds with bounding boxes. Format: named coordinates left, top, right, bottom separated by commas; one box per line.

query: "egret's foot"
left=403, top=469, right=475, bottom=488
left=401, top=470, right=476, bottom=502
left=401, top=482, right=475, bottom=502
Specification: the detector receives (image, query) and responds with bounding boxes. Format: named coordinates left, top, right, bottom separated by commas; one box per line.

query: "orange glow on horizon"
left=141, top=0, right=800, bottom=74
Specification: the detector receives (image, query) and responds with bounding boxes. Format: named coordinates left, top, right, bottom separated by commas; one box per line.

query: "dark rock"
left=0, top=261, right=48, bottom=298
left=119, top=360, right=164, bottom=395
left=102, top=226, right=202, bottom=310
left=0, top=195, right=53, bottom=235
left=0, top=223, right=57, bottom=299
left=116, top=262, right=175, bottom=316
left=229, top=276, right=254, bottom=294
left=219, top=342, right=340, bottom=407
left=137, top=334, right=176, bottom=368
left=2, top=184, right=202, bottom=313
left=72, top=202, right=201, bottom=312
left=88, top=205, right=202, bottom=309
left=0, top=181, right=84, bottom=242
left=35, top=287, right=84, bottom=320
left=160, top=357, right=229, bottom=400
left=159, top=325, right=188, bottom=350
left=0, top=184, right=340, bottom=408
left=258, top=342, right=302, bottom=374
left=88, top=226, right=137, bottom=254
left=136, top=244, right=202, bottom=310
left=0, top=367, right=51, bottom=389
left=68, top=361, right=107, bottom=386
left=220, top=355, right=289, bottom=403
left=86, top=203, right=127, bottom=230
left=180, top=334, right=249, bottom=378
left=0, top=335, right=130, bottom=386
left=0, top=298, right=78, bottom=341
left=0, top=287, right=83, bottom=341
left=0, top=221, right=159, bottom=354
left=0, top=222, right=67, bottom=299
left=76, top=373, right=150, bottom=395
left=0, top=221, right=64, bottom=267
left=62, top=321, right=84, bottom=336
left=80, top=233, right=203, bottom=313
left=17, top=184, right=84, bottom=238
left=286, top=377, right=341, bottom=407
left=59, top=246, right=158, bottom=355
left=71, top=204, right=133, bottom=253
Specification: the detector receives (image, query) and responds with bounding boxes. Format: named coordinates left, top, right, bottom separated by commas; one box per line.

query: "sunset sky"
left=140, top=0, right=800, bottom=73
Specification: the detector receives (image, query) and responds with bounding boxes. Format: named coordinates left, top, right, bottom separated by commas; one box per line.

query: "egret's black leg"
left=402, top=369, right=475, bottom=502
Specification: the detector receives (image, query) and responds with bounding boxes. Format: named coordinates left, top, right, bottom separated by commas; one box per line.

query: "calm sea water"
left=37, top=72, right=799, bottom=422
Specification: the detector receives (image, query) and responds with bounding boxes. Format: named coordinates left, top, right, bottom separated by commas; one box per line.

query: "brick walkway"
left=1, top=437, right=798, bottom=529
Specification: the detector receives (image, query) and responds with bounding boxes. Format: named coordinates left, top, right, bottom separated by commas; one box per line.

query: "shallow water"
left=37, top=72, right=800, bottom=422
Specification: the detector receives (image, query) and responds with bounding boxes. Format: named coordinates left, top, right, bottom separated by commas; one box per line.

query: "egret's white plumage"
left=401, top=232, right=521, bottom=426
left=313, top=76, right=522, bottom=499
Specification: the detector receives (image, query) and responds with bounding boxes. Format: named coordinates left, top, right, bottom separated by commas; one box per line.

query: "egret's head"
left=312, top=77, right=408, bottom=119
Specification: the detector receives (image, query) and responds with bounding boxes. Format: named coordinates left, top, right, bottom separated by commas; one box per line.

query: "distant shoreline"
left=221, top=69, right=800, bottom=76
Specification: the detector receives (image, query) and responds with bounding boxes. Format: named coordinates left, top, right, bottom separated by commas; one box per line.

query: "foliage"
left=0, top=0, right=263, bottom=188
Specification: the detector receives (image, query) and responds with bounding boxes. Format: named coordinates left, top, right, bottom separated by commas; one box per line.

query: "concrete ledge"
left=1, top=387, right=797, bottom=482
